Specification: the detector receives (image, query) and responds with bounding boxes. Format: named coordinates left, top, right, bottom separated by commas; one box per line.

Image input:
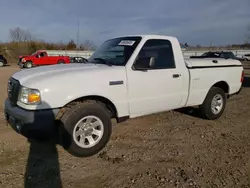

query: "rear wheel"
left=58, top=60, right=65, bottom=64
left=59, top=101, right=112, bottom=157
left=199, top=87, right=226, bottom=120
left=25, top=61, right=33, bottom=68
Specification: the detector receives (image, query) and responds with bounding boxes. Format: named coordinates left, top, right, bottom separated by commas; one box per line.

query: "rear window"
left=221, top=52, right=234, bottom=58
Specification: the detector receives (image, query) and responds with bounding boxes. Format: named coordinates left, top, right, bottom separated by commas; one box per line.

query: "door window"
left=134, top=39, right=176, bottom=69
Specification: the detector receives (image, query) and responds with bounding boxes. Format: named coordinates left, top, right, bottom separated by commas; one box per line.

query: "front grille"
left=8, top=77, right=21, bottom=105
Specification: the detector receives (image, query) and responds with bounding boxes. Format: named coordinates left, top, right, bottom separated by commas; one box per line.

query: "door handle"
left=173, top=74, right=181, bottom=78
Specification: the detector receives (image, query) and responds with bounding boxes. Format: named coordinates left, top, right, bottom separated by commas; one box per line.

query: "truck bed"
left=184, top=58, right=243, bottom=107
left=185, top=58, right=242, bottom=68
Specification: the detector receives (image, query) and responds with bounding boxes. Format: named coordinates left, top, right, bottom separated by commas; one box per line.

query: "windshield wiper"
left=93, top=58, right=112, bottom=66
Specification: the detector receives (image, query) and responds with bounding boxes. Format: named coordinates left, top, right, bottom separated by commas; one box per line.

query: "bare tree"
left=66, top=39, right=77, bottom=50
left=9, top=27, right=33, bottom=42
left=81, top=40, right=96, bottom=50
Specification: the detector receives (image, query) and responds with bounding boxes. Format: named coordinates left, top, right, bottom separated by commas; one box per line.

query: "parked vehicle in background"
left=18, top=50, right=71, bottom=68
left=0, top=54, right=8, bottom=67
left=5, top=35, right=243, bottom=158
left=70, top=57, right=88, bottom=64
left=241, top=54, right=250, bottom=61
left=190, top=51, right=242, bottom=60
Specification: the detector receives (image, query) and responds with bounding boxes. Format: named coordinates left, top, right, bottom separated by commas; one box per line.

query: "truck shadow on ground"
left=23, top=102, right=62, bottom=188
left=24, top=138, right=62, bottom=188
left=175, top=107, right=202, bottom=119
left=1, top=64, right=10, bottom=67
left=242, top=76, right=250, bottom=88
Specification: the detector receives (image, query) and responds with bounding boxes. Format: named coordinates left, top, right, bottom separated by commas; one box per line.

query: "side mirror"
left=149, top=57, right=156, bottom=68
left=35, top=54, right=39, bottom=58
left=133, top=57, right=156, bottom=70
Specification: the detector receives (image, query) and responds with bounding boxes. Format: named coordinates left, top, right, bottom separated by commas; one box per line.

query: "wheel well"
left=25, top=61, right=33, bottom=67
left=212, top=81, right=229, bottom=94
left=67, top=95, right=117, bottom=119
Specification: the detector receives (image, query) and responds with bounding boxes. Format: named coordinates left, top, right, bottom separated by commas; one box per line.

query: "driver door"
left=35, top=52, right=47, bottom=65
left=126, top=39, right=184, bottom=117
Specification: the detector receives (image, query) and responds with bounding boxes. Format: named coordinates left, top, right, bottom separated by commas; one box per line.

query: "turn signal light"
left=28, top=93, right=41, bottom=103
left=241, top=70, right=244, bottom=83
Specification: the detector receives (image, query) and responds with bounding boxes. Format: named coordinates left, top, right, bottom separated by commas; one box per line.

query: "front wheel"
left=199, top=87, right=226, bottom=120
left=25, top=61, right=33, bottom=68
left=59, top=101, right=112, bottom=157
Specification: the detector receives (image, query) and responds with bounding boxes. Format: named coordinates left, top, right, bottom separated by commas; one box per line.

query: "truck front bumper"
left=4, top=99, right=60, bottom=138
left=18, top=62, right=24, bottom=68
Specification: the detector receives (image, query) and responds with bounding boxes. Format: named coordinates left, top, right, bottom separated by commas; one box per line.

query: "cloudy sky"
left=0, top=0, right=249, bottom=46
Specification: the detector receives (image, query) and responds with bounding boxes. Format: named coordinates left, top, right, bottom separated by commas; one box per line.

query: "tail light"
left=241, top=70, right=244, bottom=83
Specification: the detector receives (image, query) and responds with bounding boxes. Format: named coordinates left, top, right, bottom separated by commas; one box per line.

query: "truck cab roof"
left=115, top=34, right=178, bottom=40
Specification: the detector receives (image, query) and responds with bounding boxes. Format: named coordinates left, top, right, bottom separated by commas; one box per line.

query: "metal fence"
left=70, top=49, right=250, bottom=59
left=183, top=49, right=250, bottom=58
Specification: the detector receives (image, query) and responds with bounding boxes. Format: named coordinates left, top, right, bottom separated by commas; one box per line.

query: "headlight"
left=18, top=87, right=41, bottom=105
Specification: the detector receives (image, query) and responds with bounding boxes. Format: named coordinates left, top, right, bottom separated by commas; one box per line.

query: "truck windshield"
left=88, top=36, right=142, bottom=66
left=31, top=51, right=38, bottom=56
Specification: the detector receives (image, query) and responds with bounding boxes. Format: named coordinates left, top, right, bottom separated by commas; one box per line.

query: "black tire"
left=199, top=87, right=226, bottom=120
left=59, top=100, right=112, bottom=157
left=25, top=61, right=33, bottom=68
left=58, top=60, right=65, bottom=64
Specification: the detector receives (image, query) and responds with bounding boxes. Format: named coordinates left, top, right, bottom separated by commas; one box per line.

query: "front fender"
left=19, top=88, right=129, bottom=118
left=15, top=65, right=129, bottom=117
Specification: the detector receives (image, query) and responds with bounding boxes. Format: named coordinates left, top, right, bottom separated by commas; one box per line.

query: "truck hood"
left=12, top=63, right=126, bottom=88
left=19, top=55, right=30, bottom=58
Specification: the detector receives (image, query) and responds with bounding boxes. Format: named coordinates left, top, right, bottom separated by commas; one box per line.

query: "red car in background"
left=18, top=50, right=70, bottom=68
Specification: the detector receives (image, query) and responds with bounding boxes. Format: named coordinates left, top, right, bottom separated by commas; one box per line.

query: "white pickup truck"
left=4, top=35, right=244, bottom=157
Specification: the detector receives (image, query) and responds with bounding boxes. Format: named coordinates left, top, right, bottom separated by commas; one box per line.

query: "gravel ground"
left=0, top=64, right=250, bottom=188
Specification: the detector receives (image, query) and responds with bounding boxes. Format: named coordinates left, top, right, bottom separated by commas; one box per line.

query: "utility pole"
left=77, top=20, right=80, bottom=49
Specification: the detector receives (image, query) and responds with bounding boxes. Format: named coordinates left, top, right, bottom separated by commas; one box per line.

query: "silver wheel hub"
left=73, top=116, right=104, bottom=148
left=211, top=94, right=223, bottom=114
